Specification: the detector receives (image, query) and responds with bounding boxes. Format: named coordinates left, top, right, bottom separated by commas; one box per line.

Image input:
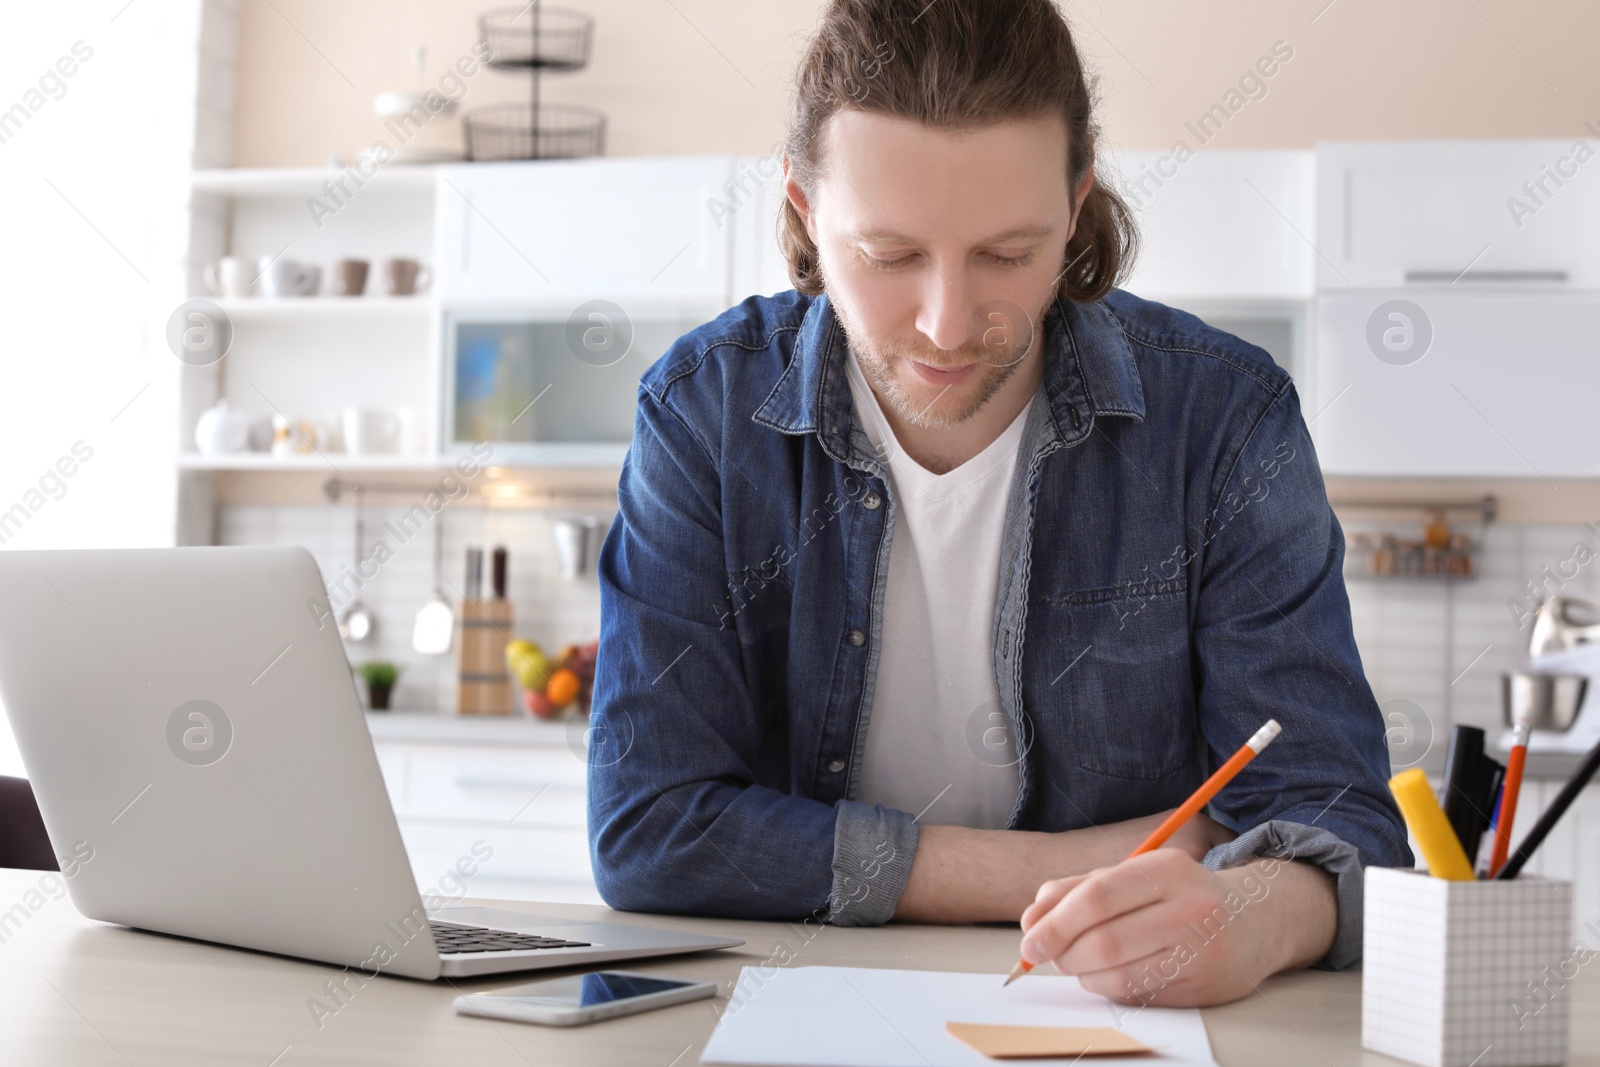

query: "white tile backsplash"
left=218, top=502, right=1594, bottom=733
left=218, top=501, right=612, bottom=712
left=1344, top=520, right=1600, bottom=754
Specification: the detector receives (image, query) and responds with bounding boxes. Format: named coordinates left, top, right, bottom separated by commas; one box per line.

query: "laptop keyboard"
left=430, top=920, right=592, bottom=955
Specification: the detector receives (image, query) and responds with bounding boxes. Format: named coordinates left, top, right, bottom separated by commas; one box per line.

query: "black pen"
left=1441, top=725, right=1495, bottom=862
left=1497, top=734, right=1600, bottom=880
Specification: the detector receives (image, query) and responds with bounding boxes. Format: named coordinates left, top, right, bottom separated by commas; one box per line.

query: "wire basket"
left=463, top=102, right=607, bottom=161
left=479, top=5, right=594, bottom=71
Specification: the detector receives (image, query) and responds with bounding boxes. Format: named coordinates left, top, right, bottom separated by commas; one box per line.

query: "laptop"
left=0, top=546, right=742, bottom=979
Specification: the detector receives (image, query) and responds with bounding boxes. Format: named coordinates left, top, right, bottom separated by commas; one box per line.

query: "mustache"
left=880, top=315, right=1038, bottom=369
left=883, top=341, right=989, bottom=367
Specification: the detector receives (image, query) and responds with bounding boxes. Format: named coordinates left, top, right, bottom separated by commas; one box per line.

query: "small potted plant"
left=357, top=661, right=401, bottom=710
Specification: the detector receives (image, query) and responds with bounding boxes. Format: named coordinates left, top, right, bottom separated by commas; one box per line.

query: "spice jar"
left=1348, top=533, right=1373, bottom=576
left=1373, top=534, right=1397, bottom=576
left=1423, top=510, right=1451, bottom=551
left=1447, top=533, right=1473, bottom=577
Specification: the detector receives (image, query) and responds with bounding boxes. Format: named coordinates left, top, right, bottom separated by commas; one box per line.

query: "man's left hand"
left=1016, top=848, right=1337, bottom=1007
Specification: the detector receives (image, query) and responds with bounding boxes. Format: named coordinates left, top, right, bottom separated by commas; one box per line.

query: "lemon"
left=505, top=640, right=553, bottom=690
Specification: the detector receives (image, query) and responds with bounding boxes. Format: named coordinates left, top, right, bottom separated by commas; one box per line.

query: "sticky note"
left=946, top=1022, right=1152, bottom=1058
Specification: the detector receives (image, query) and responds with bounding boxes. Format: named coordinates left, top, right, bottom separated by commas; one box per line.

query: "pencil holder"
left=1362, top=867, right=1573, bottom=1067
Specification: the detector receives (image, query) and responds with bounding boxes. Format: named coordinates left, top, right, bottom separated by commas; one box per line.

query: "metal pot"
left=1502, top=671, right=1586, bottom=731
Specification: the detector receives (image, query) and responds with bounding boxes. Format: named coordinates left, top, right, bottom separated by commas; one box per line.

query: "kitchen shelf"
left=1329, top=495, right=1498, bottom=524
left=177, top=449, right=628, bottom=473
left=1138, top=294, right=1311, bottom=312
left=438, top=295, right=727, bottom=316
left=191, top=166, right=440, bottom=198
left=461, top=444, right=630, bottom=468
left=177, top=453, right=445, bottom=472
left=209, top=297, right=435, bottom=321
left=1339, top=499, right=1490, bottom=582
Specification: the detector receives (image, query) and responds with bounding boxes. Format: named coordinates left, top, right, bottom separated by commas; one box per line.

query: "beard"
left=833, top=299, right=1045, bottom=430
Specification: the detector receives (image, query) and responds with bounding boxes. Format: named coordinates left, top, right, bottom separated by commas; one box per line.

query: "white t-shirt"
left=846, top=351, right=1029, bottom=830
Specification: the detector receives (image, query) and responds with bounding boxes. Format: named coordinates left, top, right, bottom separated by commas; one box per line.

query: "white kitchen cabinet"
left=400, top=821, right=595, bottom=903
left=1316, top=140, right=1600, bottom=289
left=1106, top=149, right=1315, bottom=301
left=389, top=744, right=587, bottom=823
left=433, top=156, right=735, bottom=306
left=725, top=150, right=1320, bottom=306
left=1506, top=780, right=1600, bottom=946
left=1576, top=783, right=1600, bottom=946
left=1310, top=291, right=1600, bottom=478
left=369, top=718, right=600, bottom=906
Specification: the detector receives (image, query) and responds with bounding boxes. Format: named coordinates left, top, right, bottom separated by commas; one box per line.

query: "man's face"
left=790, top=111, right=1088, bottom=429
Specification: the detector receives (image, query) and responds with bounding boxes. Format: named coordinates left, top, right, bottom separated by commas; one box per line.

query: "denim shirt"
left=589, top=287, right=1411, bottom=970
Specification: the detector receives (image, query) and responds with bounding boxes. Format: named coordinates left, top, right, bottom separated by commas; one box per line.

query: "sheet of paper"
left=946, top=1021, right=1150, bottom=1058
left=701, top=966, right=1217, bottom=1067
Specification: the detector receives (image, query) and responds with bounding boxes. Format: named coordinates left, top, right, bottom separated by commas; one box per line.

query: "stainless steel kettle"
left=1529, top=595, right=1600, bottom=657
left=1505, top=595, right=1600, bottom=731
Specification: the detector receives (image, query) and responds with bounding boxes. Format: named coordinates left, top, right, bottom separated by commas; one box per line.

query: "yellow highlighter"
left=1388, top=767, right=1476, bottom=881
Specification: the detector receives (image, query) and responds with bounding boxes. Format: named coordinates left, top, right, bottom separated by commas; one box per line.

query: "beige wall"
left=233, top=0, right=1600, bottom=167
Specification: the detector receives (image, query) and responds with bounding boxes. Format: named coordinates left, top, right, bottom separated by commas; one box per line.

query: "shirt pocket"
left=1031, top=580, right=1196, bottom=781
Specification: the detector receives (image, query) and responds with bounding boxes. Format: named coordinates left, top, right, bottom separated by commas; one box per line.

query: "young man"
left=589, top=0, right=1409, bottom=1007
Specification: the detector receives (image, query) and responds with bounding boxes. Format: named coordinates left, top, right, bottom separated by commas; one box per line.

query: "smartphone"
left=453, top=971, right=717, bottom=1027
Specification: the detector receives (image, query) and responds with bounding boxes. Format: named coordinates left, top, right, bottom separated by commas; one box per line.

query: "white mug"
left=342, top=406, right=400, bottom=455
left=193, top=401, right=252, bottom=455
left=258, top=256, right=321, bottom=298
left=396, top=405, right=426, bottom=456
left=203, top=257, right=252, bottom=299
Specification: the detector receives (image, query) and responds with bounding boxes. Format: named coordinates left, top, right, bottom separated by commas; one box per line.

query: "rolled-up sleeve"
left=827, top=799, right=920, bottom=925
left=1203, top=820, right=1369, bottom=970
left=1189, top=383, right=1412, bottom=969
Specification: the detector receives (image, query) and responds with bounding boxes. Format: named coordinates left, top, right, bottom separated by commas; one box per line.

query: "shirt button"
left=846, top=629, right=866, bottom=647
left=862, top=491, right=882, bottom=510
left=827, top=758, right=846, bottom=773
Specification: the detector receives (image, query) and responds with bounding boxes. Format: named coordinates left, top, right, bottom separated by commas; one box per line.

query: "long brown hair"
left=780, top=0, right=1138, bottom=303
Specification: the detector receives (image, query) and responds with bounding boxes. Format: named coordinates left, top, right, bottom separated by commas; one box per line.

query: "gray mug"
left=331, top=258, right=369, bottom=297
left=384, top=257, right=432, bottom=297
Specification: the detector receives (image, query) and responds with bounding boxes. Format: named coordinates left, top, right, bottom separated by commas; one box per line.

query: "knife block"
left=456, top=598, right=512, bottom=715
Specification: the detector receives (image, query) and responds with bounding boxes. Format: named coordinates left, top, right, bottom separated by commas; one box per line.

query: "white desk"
left=0, top=868, right=1594, bottom=1065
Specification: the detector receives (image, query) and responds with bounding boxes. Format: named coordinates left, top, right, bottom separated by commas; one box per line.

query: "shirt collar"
left=752, top=290, right=1146, bottom=462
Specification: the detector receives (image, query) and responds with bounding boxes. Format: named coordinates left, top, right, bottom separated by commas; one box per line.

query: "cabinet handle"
left=1342, top=169, right=1353, bottom=262
left=1404, top=269, right=1568, bottom=284
left=454, top=777, right=569, bottom=791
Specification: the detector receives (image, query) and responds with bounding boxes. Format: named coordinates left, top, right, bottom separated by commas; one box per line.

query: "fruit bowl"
left=506, top=637, right=598, bottom=720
